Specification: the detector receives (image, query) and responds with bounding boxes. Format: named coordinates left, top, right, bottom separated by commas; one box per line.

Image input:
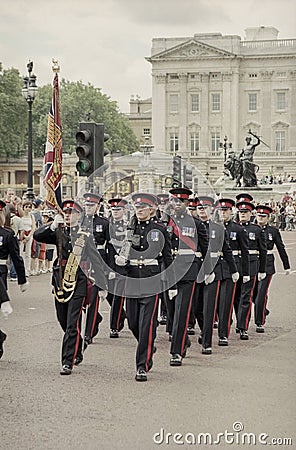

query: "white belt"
left=267, top=250, right=274, bottom=255
left=210, top=252, right=223, bottom=257
left=232, top=250, right=241, bottom=256
left=195, top=252, right=202, bottom=258
left=172, top=248, right=195, bottom=256
left=97, top=244, right=105, bottom=250
left=0, top=259, right=7, bottom=265
left=129, top=259, right=158, bottom=266
left=249, top=250, right=259, bottom=255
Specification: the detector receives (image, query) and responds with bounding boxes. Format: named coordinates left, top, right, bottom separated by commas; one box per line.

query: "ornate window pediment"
left=272, top=121, right=289, bottom=129
left=149, top=39, right=236, bottom=60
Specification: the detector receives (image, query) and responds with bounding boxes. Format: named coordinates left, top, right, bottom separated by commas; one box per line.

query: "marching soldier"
left=81, top=193, right=110, bottom=345
left=236, top=201, right=267, bottom=340
left=167, top=188, right=208, bottom=365
left=0, top=201, right=29, bottom=359
left=254, top=204, right=290, bottom=332
left=157, top=193, right=171, bottom=327
left=196, top=197, right=238, bottom=354
left=33, top=200, right=107, bottom=375
left=107, top=198, right=128, bottom=338
left=215, top=198, right=250, bottom=345
left=115, top=193, right=175, bottom=381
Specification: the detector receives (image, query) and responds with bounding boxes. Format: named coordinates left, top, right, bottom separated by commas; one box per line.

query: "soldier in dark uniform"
left=33, top=200, right=107, bottom=375
left=0, top=201, right=29, bottom=359
left=81, top=193, right=110, bottom=345
left=187, top=197, right=199, bottom=336
left=215, top=198, right=250, bottom=345
left=196, top=197, right=238, bottom=354
left=106, top=198, right=128, bottom=338
left=115, top=193, right=175, bottom=381
left=254, top=204, right=290, bottom=332
left=167, top=188, right=208, bottom=366
left=236, top=201, right=267, bottom=340
left=157, top=193, right=171, bottom=327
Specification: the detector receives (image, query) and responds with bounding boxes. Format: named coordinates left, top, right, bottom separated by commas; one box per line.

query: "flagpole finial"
left=52, top=59, right=60, bottom=73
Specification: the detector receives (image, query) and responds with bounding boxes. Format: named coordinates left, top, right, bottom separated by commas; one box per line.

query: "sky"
left=1, top=0, right=295, bottom=112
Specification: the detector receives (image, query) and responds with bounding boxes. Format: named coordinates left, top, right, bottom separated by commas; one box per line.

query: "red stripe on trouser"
left=261, top=275, right=273, bottom=325
left=212, top=281, right=221, bottom=331
left=245, top=276, right=257, bottom=330
left=145, top=295, right=158, bottom=372
left=71, top=300, right=85, bottom=367
left=227, top=282, right=237, bottom=337
left=181, top=283, right=196, bottom=355
left=116, top=290, right=125, bottom=330
left=90, top=294, right=99, bottom=337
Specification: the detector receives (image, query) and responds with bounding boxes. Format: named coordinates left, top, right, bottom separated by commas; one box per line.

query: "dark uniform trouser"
left=237, top=276, right=257, bottom=330
left=254, top=275, right=273, bottom=326
left=193, top=282, right=204, bottom=332
left=165, top=290, right=174, bottom=334
left=218, top=278, right=236, bottom=339
left=55, top=293, right=85, bottom=367
left=110, top=277, right=126, bottom=330
left=170, top=281, right=195, bottom=356
left=85, top=285, right=100, bottom=339
left=126, top=295, right=159, bottom=371
left=202, top=280, right=221, bottom=349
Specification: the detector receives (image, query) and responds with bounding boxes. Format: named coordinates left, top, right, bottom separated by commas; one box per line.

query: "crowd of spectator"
left=259, top=174, right=296, bottom=185
left=1, top=188, right=55, bottom=279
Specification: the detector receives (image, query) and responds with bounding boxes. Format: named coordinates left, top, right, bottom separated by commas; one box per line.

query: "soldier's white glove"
left=258, top=272, right=266, bottom=282
left=1, top=301, right=13, bottom=318
left=20, top=281, right=30, bottom=293
left=115, top=255, right=127, bottom=267
left=108, top=272, right=116, bottom=280
left=243, top=275, right=250, bottom=283
left=168, top=289, right=178, bottom=300
left=205, top=273, right=215, bottom=285
left=99, top=290, right=108, bottom=301
left=50, top=214, right=65, bottom=231
left=285, top=269, right=291, bottom=275
left=231, top=272, right=240, bottom=283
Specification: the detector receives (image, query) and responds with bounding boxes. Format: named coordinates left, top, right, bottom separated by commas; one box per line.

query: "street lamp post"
left=219, top=135, right=232, bottom=162
left=22, top=61, right=38, bottom=200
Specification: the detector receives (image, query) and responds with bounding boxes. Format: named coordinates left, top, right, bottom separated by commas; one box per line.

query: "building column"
left=200, top=73, right=209, bottom=157
left=230, top=68, right=239, bottom=150
left=178, top=73, right=188, bottom=155
left=152, top=73, right=167, bottom=153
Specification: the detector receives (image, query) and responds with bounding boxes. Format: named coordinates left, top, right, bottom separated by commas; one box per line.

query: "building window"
left=169, top=94, right=179, bottom=113
left=169, top=133, right=179, bottom=153
left=276, top=72, right=286, bottom=78
left=170, top=74, right=179, bottom=80
left=143, top=128, right=151, bottom=136
left=211, top=132, right=221, bottom=152
left=191, top=94, right=199, bottom=112
left=275, top=131, right=285, bottom=152
left=211, top=93, right=221, bottom=112
left=190, top=132, right=199, bottom=156
left=276, top=92, right=286, bottom=110
left=249, top=73, right=257, bottom=78
left=248, top=93, right=257, bottom=111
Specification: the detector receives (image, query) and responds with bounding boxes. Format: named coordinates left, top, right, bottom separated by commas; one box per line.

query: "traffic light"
left=95, top=123, right=109, bottom=170
left=76, top=122, right=109, bottom=177
left=183, top=164, right=193, bottom=189
left=172, top=155, right=182, bottom=187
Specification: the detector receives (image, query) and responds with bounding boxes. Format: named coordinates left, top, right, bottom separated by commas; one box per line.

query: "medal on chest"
left=95, top=224, right=103, bottom=232
left=182, top=227, right=195, bottom=237
left=249, top=232, right=256, bottom=240
left=230, top=231, right=237, bottom=240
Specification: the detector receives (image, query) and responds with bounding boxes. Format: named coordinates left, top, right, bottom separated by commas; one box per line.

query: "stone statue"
left=239, top=132, right=260, bottom=187
left=224, top=150, right=243, bottom=187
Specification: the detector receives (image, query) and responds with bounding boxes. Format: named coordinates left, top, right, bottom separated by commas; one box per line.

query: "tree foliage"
left=0, top=64, right=139, bottom=159
left=0, top=65, right=27, bottom=158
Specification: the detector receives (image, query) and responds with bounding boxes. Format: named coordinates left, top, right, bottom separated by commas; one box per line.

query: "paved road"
left=1, top=232, right=296, bottom=450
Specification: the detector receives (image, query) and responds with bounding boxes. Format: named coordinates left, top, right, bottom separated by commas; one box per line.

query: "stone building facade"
left=144, top=26, right=296, bottom=184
